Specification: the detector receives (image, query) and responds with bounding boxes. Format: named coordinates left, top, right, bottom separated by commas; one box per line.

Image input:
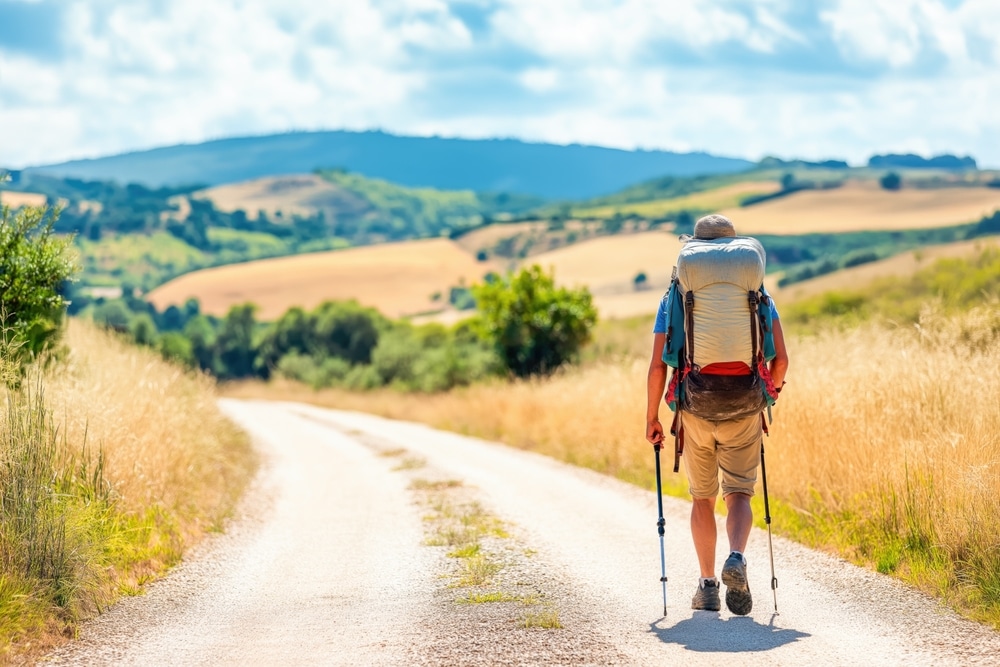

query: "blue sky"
left=0, top=0, right=998, bottom=168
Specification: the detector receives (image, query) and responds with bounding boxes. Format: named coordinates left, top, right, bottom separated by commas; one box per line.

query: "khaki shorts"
left=681, top=411, right=762, bottom=499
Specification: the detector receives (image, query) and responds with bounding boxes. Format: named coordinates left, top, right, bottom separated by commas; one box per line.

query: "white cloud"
left=820, top=0, right=971, bottom=68
left=488, top=0, right=805, bottom=64
left=519, top=67, right=559, bottom=93
left=0, top=0, right=998, bottom=170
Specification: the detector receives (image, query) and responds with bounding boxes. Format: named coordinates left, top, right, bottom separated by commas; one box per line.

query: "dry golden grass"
left=48, top=320, right=255, bottom=523
left=192, top=174, right=367, bottom=220
left=227, top=305, right=1000, bottom=625
left=720, top=182, right=1000, bottom=234
left=1, top=319, right=255, bottom=660
left=0, top=191, right=47, bottom=208
left=577, top=181, right=782, bottom=219
left=775, top=236, right=1000, bottom=303
left=147, top=238, right=500, bottom=320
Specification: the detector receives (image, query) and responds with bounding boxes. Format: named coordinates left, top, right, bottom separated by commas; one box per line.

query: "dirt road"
left=46, top=400, right=1000, bottom=666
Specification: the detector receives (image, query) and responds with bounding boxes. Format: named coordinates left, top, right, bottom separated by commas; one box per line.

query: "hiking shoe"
left=691, top=579, right=721, bottom=611
left=722, top=552, right=752, bottom=615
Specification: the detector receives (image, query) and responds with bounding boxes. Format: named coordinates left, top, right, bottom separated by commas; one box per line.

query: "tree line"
left=88, top=266, right=598, bottom=391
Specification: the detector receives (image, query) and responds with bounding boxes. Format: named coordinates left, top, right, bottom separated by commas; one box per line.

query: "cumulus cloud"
left=0, top=0, right=997, bottom=168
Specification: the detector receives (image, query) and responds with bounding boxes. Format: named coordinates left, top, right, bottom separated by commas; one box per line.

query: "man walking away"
left=645, top=214, right=789, bottom=615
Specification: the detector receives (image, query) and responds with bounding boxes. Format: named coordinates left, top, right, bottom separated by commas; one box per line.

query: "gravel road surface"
left=45, top=399, right=1000, bottom=666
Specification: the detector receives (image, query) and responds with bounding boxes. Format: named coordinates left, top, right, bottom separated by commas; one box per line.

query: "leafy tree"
left=472, top=265, right=597, bottom=377
left=0, top=206, right=76, bottom=359
left=311, top=300, right=385, bottom=365
left=602, top=213, right=625, bottom=235
left=880, top=172, right=902, bottom=191
left=130, top=312, right=158, bottom=346
left=160, top=304, right=185, bottom=331
left=257, top=306, right=312, bottom=369
left=158, top=331, right=195, bottom=367
left=92, top=299, right=133, bottom=332
left=183, top=314, right=217, bottom=373
left=215, top=304, right=261, bottom=379
left=780, top=173, right=795, bottom=190
left=674, top=210, right=694, bottom=235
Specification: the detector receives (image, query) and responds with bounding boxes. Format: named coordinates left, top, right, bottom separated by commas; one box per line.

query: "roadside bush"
left=0, top=206, right=76, bottom=362
left=473, top=265, right=597, bottom=377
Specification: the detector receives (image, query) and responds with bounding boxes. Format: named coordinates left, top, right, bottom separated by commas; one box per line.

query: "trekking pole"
left=760, top=438, right=778, bottom=613
left=653, top=442, right=668, bottom=617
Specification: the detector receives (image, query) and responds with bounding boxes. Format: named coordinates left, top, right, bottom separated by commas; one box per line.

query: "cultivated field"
left=192, top=174, right=370, bottom=220
left=147, top=238, right=500, bottom=319
left=0, top=191, right=47, bottom=208
left=775, top=235, right=1000, bottom=302
left=523, top=230, right=683, bottom=318
left=453, top=221, right=546, bottom=253
left=721, top=182, right=1000, bottom=234
left=576, top=180, right=782, bottom=219
left=528, top=229, right=683, bottom=294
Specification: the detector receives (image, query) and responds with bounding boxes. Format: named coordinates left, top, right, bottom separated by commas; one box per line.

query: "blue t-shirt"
left=653, top=288, right=779, bottom=334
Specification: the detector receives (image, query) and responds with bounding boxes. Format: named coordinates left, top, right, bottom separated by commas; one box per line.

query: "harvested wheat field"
left=527, top=230, right=683, bottom=294
left=0, top=190, right=47, bottom=208
left=147, top=238, right=499, bottom=320
left=720, top=182, right=1000, bottom=234
left=192, top=174, right=369, bottom=220
left=578, top=180, right=782, bottom=219
left=523, top=230, right=683, bottom=318
left=776, top=235, right=1000, bottom=302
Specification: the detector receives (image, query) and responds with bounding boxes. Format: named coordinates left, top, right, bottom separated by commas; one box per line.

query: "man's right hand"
left=646, top=418, right=664, bottom=445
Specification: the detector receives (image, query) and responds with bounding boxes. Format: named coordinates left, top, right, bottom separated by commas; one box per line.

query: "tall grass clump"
left=768, top=306, right=1000, bottom=623
left=0, top=320, right=256, bottom=660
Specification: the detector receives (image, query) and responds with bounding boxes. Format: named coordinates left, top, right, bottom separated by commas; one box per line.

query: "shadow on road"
left=649, top=612, right=811, bottom=653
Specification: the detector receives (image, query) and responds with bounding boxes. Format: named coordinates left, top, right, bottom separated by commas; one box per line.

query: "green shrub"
left=841, top=249, right=881, bottom=269
left=343, top=363, right=382, bottom=390
left=130, top=313, right=158, bottom=347
left=0, top=206, right=76, bottom=362
left=472, top=265, right=597, bottom=377
left=158, top=331, right=194, bottom=367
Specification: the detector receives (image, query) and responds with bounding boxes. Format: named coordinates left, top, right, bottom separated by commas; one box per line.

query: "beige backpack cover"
left=676, top=236, right=766, bottom=369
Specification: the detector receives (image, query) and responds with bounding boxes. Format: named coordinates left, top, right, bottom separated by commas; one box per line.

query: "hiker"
left=645, top=214, right=789, bottom=615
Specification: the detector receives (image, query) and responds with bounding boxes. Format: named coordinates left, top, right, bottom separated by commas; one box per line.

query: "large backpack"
left=661, top=236, right=779, bottom=470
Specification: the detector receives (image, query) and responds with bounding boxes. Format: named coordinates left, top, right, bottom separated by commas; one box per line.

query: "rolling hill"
left=23, top=130, right=753, bottom=200
left=774, top=235, right=1000, bottom=303
left=146, top=238, right=499, bottom=320
left=719, top=181, right=1000, bottom=234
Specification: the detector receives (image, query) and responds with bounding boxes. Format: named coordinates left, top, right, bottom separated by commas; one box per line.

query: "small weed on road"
left=523, top=608, right=562, bottom=629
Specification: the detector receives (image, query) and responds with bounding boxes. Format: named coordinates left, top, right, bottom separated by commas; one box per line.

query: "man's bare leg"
left=724, top=492, right=752, bottom=554
left=691, top=497, right=717, bottom=578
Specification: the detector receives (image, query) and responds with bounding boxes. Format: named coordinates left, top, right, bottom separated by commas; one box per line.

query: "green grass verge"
left=0, top=380, right=186, bottom=658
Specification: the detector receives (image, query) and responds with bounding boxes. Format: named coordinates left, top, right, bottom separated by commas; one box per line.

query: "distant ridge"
left=25, top=130, right=752, bottom=200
